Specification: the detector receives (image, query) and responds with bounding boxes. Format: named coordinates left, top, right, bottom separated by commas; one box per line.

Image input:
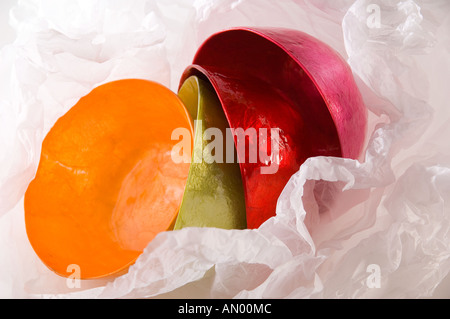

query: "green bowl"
left=174, top=76, right=247, bottom=230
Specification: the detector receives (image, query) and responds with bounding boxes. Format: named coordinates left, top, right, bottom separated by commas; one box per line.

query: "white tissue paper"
left=1, top=0, right=449, bottom=298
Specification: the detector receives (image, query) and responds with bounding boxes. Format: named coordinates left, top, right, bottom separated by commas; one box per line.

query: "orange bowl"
left=24, top=79, right=193, bottom=279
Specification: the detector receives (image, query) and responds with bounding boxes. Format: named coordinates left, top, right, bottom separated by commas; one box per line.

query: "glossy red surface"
left=180, top=27, right=367, bottom=229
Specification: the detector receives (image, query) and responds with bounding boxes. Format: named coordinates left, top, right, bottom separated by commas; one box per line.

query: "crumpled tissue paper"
left=0, top=0, right=449, bottom=298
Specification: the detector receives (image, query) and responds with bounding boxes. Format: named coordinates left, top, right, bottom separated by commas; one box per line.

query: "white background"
left=0, top=0, right=17, bottom=47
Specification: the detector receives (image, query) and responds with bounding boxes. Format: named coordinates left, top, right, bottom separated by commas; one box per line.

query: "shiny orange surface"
left=24, top=79, right=193, bottom=279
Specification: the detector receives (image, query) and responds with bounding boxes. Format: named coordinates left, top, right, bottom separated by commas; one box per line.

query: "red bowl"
left=179, top=27, right=367, bottom=229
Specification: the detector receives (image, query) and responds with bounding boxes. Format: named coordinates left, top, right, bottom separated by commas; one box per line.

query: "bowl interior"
left=24, top=79, right=193, bottom=279
left=174, top=75, right=247, bottom=230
